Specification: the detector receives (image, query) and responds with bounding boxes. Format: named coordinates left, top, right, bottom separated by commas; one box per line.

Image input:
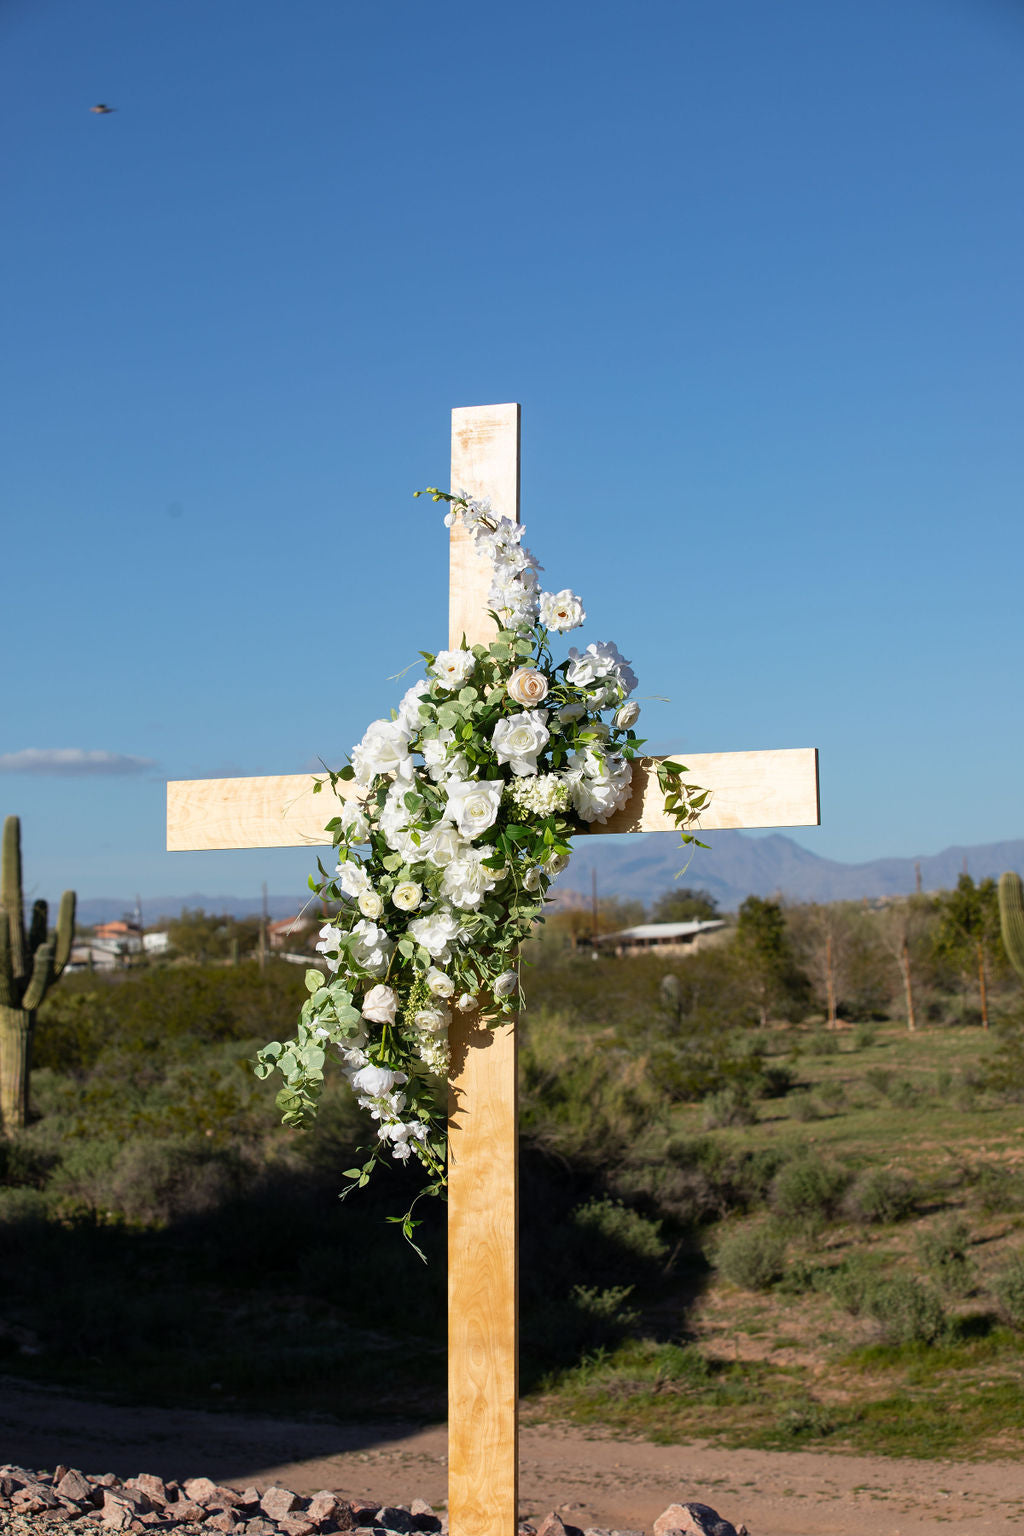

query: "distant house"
left=268, top=916, right=313, bottom=950
left=593, top=919, right=726, bottom=958
left=93, top=919, right=143, bottom=953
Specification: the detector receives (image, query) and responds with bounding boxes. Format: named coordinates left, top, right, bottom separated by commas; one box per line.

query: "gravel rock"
left=653, top=1505, right=738, bottom=1536
left=306, top=1492, right=353, bottom=1530
left=56, top=1474, right=95, bottom=1506
left=259, top=1490, right=301, bottom=1522
left=276, top=1518, right=315, bottom=1536
left=205, top=1512, right=242, bottom=1532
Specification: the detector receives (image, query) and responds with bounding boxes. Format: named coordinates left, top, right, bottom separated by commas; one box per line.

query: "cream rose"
left=507, top=667, right=549, bottom=707
left=426, top=966, right=455, bottom=998
left=361, top=984, right=398, bottom=1024
left=493, top=970, right=518, bottom=998
left=358, top=888, right=384, bottom=919
left=443, top=777, right=503, bottom=839
left=392, top=881, right=423, bottom=912
left=614, top=700, right=640, bottom=729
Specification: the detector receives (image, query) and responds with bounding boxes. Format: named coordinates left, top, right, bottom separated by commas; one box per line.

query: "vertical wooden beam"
left=447, top=404, right=521, bottom=1536
left=449, top=403, right=521, bottom=651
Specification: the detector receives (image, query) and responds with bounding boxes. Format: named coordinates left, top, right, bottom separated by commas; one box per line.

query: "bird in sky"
left=90, top=104, right=116, bottom=114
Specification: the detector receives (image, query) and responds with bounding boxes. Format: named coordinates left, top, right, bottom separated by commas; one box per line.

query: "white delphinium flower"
left=614, top=700, right=640, bottom=729
left=426, top=966, right=454, bottom=998
left=315, top=922, right=343, bottom=973
left=339, top=799, right=371, bottom=842
left=392, top=881, right=423, bottom=912
left=492, top=711, right=550, bottom=776
left=566, top=641, right=638, bottom=700
left=408, top=907, right=462, bottom=962
left=506, top=773, right=572, bottom=817
left=417, top=1035, right=450, bottom=1077
left=489, top=569, right=539, bottom=628
left=351, top=1063, right=406, bottom=1098
left=361, top=984, right=398, bottom=1024
left=351, top=717, right=413, bottom=785
left=493, top=970, right=518, bottom=998
left=442, top=847, right=499, bottom=910
left=430, top=648, right=476, bottom=690
left=358, top=888, right=384, bottom=919
left=349, top=918, right=394, bottom=976
left=443, top=778, right=503, bottom=838
left=539, top=589, right=586, bottom=632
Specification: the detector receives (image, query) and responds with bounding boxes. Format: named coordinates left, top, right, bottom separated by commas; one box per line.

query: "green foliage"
left=648, top=888, right=719, bottom=923
left=866, top=1278, right=948, bottom=1345
left=770, top=1158, right=850, bottom=1222
left=702, top=1084, right=757, bottom=1129
left=991, top=1252, right=1024, bottom=1330
left=842, top=1168, right=919, bottom=1224
left=734, top=897, right=811, bottom=1025
left=916, top=1219, right=976, bottom=1297
left=167, top=907, right=263, bottom=963
left=572, top=1197, right=668, bottom=1266
left=715, top=1221, right=787, bottom=1290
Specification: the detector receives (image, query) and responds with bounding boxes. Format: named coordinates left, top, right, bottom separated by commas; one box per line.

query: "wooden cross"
left=167, top=403, right=819, bottom=1536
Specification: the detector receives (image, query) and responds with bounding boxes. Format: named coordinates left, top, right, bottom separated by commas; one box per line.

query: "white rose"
left=413, top=1005, right=450, bottom=1034
left=556, top=701, right=586, bottom=723
left=614, top=700, right=640, bottom=729
left=358, top=888, right=383, bottom=919
left=492, top=711, right=550, bottom=777
left=444, top=777, right=504, bottom=839
left=397, top=680, right=431, bottom=732
left=442, top=848, right=499, bottom=910
left=543, top=851, right=571, bottom=878
left=392, top=881, right=423, bottom=912
left=361, top=984, right=398, bottom=1024
left=493, top=969, right=518, bottom=999
left=507, top=667, right=549, bottom=707
left=522, top=866, right=544, bottom=892
left=351, top=717, right=413, bottom=785
left=427, top=822, right=469, bottom=867
left=456, top=992, right=478, bottom=1012
left=539, top=589, right=586, bottom=632
left=431, top=648, right=476, bottom=690
left=315, top=922, right=342, bottom=974
left=426, top=966, right=455, bottom=998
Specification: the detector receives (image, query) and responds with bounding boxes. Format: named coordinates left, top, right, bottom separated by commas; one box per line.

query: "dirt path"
left=2, top=1376, right=1023, bottom=1535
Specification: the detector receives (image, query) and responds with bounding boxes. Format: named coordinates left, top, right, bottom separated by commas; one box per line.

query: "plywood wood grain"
left=167, top=749, right=820, bottom=851
left=447, top=1010, right=518, bottom=1536
left=449, top=404, right=520, bottom=651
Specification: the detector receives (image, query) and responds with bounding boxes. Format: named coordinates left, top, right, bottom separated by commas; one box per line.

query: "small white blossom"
left=614, top=700, right=640, bottom=729
left=351, top=717, right=413, bottom=785
left=358, top=888, right=383, bottom=919
left=351, top=1063, right=406, bottom=1098
left=408, top=907, right=462, bottom=962
left=442, top=847, right=499, bottom=910
left=431, top=648, right=476, bottom=690
left=349, top=918, right=394, bottom=976
left=493, top=969, right=518, bottom=999
left=539, top=588, right=586, bottom=632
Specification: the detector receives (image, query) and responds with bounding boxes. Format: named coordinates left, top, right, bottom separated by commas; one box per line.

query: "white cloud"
left=0, top=748, right=158, bottom=777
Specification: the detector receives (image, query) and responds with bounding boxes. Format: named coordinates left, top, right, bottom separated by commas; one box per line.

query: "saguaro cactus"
left=0, top=816, right=76, bottom=1130
left=999, top=871, right=1024, bottom=986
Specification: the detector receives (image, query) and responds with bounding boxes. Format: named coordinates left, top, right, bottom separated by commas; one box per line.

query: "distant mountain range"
left=71, top=833, right=1024, bottom=925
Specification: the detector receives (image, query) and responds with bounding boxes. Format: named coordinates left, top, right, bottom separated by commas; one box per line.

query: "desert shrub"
left=50, top=1136, right=250, bottom=1226
left=770, top=1158, right=849, bottom=1223
left=788, top=1092, right=822, bottom=1123
left=817, top=1079, right=847, bottom=1110
left=0, top=1187, right=50, bottom=1223
left=991, top=1253, right=1024, bottom=1330
left=569, top=1283, right=640, bottom=1334
left=865, top=1277, right=948, bottom=1344
left=968, top=1161, right=1024, bottom=1214
left=755, top=1063, right=796, bottom=1099
left=821, top=1253, right=885, bottom=1315
left=611, top=1162, right=725, bottom=1226
left=916, top=1219, right=976, bottom=1297
left=715, top=1222, right=787, bottom=1291
left=865, top=1067, right=893, bottom=1096
left=806, top=1030, right=840, bottom=1056
left=852, top=1024, right=877, bottom=1050
left=702, top=1085, right=757, bottom=1129
left=885, top=1078, right=919, bottom=1110
left=572, top=1198, right=668, bottom=1267
left=843, top=1168, right=918, bottom=1225
left=0, top=1138, right=57, bottom=1189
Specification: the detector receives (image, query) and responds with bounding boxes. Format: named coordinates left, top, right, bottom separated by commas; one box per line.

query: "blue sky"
left=2, top=0, right=1022, bottom=904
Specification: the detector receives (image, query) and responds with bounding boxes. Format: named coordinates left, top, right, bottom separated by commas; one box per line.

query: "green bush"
left=817, top=1079, right=847, bottom=1110
left=843, top=1168, right=918, bottom=1225
left=916, top=1219, right=975, bottom=1298
left=968, top=1161, right=1024, bottom=1214
left=788, top=1092, right=823, bottom=1123
left=0, top=1186, right=51, bottom=1223
left=702, top=1085, right=757, bottom=1129
left=806, top=1030, right=840, bottom=1056
left=572, top=1198, right=668, bottom=1266
left=715, top=1222, right=787, bottom=1290
left=865, top=1277, right=947, bottom=1345
left=821, top=1253, right=885, bottom=1315
left=852, top=1024, right=877, bottom=1050
left=865, top=1067, right=893, bottom=1096
left=770, top=1158, right=849, bottom=1222
left=991, top=1253, right=1024, bottom=1330
left=0, top=1138, right=57, bottom=1189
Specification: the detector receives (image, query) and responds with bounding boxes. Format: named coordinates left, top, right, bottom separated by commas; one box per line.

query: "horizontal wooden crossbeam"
left=166, top=748, right=819, bottom=852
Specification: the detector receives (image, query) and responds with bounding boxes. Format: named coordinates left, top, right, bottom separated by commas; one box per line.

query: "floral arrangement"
left=253, top=490, right=707, bottom=1245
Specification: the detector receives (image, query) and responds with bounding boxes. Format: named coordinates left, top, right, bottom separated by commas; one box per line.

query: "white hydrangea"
left=408, top=907, right=463, bottom=962
left=442, top=847, right=500, bottom=910
left=349, top=918, right=394, bottom=976
left=506, top=773, right=572, bottom=817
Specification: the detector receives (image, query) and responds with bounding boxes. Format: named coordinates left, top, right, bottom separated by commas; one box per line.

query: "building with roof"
left=593, top=918, right=726, bottom=958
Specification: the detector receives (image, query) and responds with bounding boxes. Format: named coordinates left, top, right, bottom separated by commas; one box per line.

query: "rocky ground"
left=2, top=1378, right=1023, bottom=1536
